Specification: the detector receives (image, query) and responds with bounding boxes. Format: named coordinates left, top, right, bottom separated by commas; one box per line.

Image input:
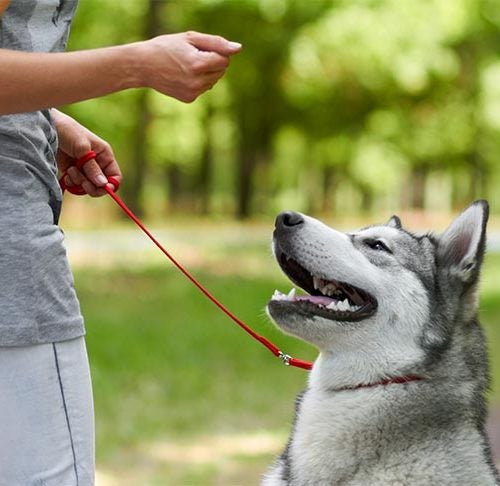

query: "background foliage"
left=66, top=0, right=500, bottom=220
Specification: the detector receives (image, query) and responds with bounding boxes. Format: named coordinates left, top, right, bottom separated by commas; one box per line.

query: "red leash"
left=60, top=151, right=313, bottom=371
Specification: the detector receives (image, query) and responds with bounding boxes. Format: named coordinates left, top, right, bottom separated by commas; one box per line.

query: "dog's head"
left=267, top=201, right=489, bottom=386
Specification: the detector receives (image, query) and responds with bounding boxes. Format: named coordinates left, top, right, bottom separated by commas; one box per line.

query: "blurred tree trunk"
left=236, top=142, right=254, bottom=219
left=321, top=166, right=336, bottom=213
left=359, top=184, right=374, bottom=213
left=195, top=104, right=215, bottom=215
left=125, top=0, right=164, bottom=216
left=197, top=143, right=213, bottom=215
left=125, top=89, right=149, bottom=217
left=467, top=152, right=487, bottom=202
left=166, top=164, right=182, bottom=211
left=456, top=39, right=486, bottom=205
left=235, top=104, right=257, bottom=219
left=410, top=164, right=428, bottom=210
left=235, top=101, right=274, bottom=219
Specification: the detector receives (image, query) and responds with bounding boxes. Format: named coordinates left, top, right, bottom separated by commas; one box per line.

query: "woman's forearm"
left=0, top=44, right=140, bottom=115
left=0, top=31, right=241, bottom=115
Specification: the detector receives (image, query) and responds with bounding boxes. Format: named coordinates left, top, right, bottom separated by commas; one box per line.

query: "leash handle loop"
left=59, top=150, right=120, bottom=195
left=75, top=150, right=97, bottom=170
left=65, top=150, right=312, bottom=371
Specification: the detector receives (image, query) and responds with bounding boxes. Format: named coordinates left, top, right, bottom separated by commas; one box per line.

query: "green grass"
left=80, top=265, right=314, bottom=438
left=77, top=262, right=314, bottom=484
left=75, top=249, right=500, bottom=485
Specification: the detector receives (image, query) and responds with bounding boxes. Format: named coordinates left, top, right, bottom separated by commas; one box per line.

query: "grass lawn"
left=78, top=263, right=314, bottom=485
left=74, top=241, right=500, bottom=485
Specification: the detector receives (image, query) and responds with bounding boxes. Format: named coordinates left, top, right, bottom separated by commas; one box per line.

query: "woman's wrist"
left=106, top=42, right=146, bottom=91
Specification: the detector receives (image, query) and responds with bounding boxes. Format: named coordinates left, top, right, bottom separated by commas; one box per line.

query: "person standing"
left=0, top=1, right=241, bottom=485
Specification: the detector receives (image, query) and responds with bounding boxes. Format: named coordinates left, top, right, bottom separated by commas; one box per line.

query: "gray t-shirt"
left=0, top=0, right=84, bottom=345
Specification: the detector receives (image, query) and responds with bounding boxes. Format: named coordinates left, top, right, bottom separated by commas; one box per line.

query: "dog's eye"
left=365, top=239, right=392, bottom=253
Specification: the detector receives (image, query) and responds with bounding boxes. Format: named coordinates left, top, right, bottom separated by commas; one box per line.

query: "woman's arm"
left=0, top=31, right=241, bottom=115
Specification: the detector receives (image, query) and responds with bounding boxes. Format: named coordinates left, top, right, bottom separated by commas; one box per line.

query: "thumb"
left=187, top=31, right=242, bottom=56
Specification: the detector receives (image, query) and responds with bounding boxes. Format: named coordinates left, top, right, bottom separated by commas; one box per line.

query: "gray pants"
left=0, top=337, right=95, bottom=486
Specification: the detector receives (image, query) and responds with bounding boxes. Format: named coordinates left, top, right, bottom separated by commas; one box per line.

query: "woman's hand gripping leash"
left=59, top=151, right=313, bottom=371
left=59, top=150, right=120, bottom=196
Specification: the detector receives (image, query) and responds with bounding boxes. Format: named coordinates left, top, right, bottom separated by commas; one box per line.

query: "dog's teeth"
left=272, top=288, right=298, bottom=302
left=323, top=283, right=337, bottom=296
left=272, top=289, right=287, bottom=301
left=313, top=276, right=322, bottom=290
left=338, top=300, right=349, bottom=311
left=326, top=299, right=356, bottom=312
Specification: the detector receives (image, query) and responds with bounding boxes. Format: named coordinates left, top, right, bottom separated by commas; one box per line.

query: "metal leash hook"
left=61, top=151, right=313, bottom=372
left=278, top=352, right=292, bottom=366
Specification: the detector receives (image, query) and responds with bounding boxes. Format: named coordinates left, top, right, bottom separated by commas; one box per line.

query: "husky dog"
left=264, top=201, right=498, bottom=485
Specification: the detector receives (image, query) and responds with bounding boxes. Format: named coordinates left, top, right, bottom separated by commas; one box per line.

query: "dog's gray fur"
left=264, top=201, right=498, bottom=485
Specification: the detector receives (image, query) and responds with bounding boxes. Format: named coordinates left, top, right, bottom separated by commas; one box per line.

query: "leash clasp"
left=278, top=351, right=292, bottom=366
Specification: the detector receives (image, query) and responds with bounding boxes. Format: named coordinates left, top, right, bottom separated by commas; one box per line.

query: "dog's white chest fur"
left=264, top=384, right=497, bottom=486
left=288, top=387, right=415, bottom=485
left=290, top=390, right=370, bottom=484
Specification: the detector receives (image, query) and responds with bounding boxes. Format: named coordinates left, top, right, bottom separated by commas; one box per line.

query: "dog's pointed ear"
left=386, top=215, right=402, bottom=229
left=437, top=200, right=489, bottom=282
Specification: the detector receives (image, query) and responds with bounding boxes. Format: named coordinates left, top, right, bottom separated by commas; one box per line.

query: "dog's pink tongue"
left=294, top=295, right=333, bottom=306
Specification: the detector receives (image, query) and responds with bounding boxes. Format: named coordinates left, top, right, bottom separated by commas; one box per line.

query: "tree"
left=184, top=0, right=332, bottom=218
left=64, top=0, right=500, bottom=218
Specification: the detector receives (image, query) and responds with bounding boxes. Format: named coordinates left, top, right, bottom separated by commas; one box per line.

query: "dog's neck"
left=308, top=350, right=425, bottom=392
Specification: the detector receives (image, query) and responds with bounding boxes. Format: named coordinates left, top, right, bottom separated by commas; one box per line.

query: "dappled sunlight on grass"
left=144, top=431, right=283, bottom=464
left=96, top=432, right=284, bottom=486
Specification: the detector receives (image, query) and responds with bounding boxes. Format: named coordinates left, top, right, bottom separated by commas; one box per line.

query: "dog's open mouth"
left=270, top=248, right=377, bottom=321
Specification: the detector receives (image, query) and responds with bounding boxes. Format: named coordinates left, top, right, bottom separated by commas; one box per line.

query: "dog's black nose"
left=276, top=211, right=304, bottom=229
